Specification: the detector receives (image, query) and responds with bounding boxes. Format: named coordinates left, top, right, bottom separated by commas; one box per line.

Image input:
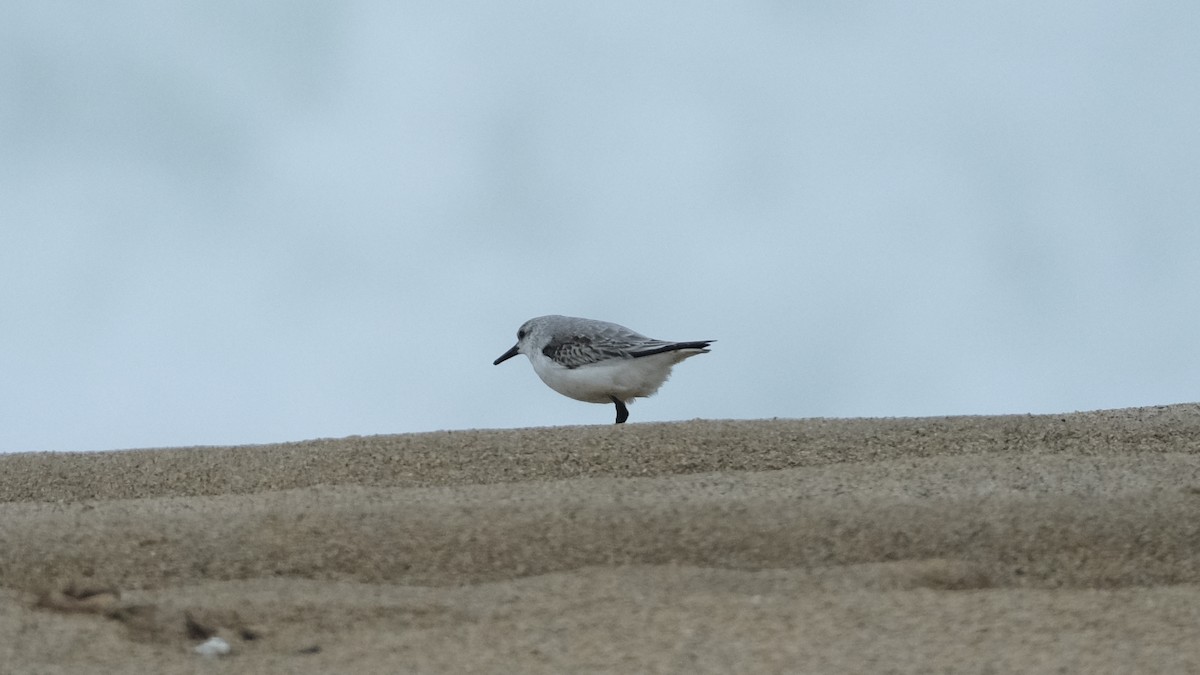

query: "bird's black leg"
left=610, top=396, right=629, bottom=424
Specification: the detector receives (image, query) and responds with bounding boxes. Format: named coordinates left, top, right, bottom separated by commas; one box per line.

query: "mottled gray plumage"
left=537, top=317, right=708, bottom=368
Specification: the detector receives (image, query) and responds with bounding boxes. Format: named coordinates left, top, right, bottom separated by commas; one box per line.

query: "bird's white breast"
left=527, top=349, right=703, bottom=404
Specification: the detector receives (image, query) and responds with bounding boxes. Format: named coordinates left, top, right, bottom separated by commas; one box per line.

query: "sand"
left=2, top=404, right=1200, bottom=673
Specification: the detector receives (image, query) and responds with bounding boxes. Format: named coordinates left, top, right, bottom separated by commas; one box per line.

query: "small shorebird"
left=493, top=315, right=714, bottom=424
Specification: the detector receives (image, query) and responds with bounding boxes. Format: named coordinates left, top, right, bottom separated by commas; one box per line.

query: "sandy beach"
left=3, top=404, right=1200, bottom=673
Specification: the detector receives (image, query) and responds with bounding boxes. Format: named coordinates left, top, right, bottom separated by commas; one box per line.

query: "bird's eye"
left=517, top=329, right=526, bottom=340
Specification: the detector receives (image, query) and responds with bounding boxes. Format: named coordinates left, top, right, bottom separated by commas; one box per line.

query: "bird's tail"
left=630, top=340, right=714, bottom=358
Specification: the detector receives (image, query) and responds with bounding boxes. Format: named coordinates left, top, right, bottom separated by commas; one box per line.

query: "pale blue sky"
left=3, top=1, right=1198, bottom=452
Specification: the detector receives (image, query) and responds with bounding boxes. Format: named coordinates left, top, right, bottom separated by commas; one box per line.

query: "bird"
left=493, top=315, right=714, bottom=424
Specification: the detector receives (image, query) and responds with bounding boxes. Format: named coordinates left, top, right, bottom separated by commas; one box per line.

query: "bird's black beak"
left=493, top=344, right=520, bottom=365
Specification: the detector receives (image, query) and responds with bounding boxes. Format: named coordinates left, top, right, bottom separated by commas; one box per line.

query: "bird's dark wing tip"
left=630, top=340, right=715, bottom=358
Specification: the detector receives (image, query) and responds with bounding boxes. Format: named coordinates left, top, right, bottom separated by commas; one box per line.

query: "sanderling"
left=493, top=315, right=714, bottom=424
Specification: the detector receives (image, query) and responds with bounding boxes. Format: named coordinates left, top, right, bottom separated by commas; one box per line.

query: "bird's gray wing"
left=542, top=320, right=711, bottom=368
left=541, top=335, right=631, bottom=368
left=541, top=323, right=660, bottom=369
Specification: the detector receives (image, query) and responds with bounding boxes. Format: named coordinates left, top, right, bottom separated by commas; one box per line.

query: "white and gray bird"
left=493, top=315, right=714, bottom=424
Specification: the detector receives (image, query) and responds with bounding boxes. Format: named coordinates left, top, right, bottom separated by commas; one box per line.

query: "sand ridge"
left=2, top=404, right=1200, bottom=673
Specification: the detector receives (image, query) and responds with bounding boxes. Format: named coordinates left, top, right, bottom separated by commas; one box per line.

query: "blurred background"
left=2, top=2, right=1198, bottom=453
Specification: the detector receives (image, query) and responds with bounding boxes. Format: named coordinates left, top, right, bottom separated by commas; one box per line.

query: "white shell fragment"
left=193, top=636, right=232, bottom=657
